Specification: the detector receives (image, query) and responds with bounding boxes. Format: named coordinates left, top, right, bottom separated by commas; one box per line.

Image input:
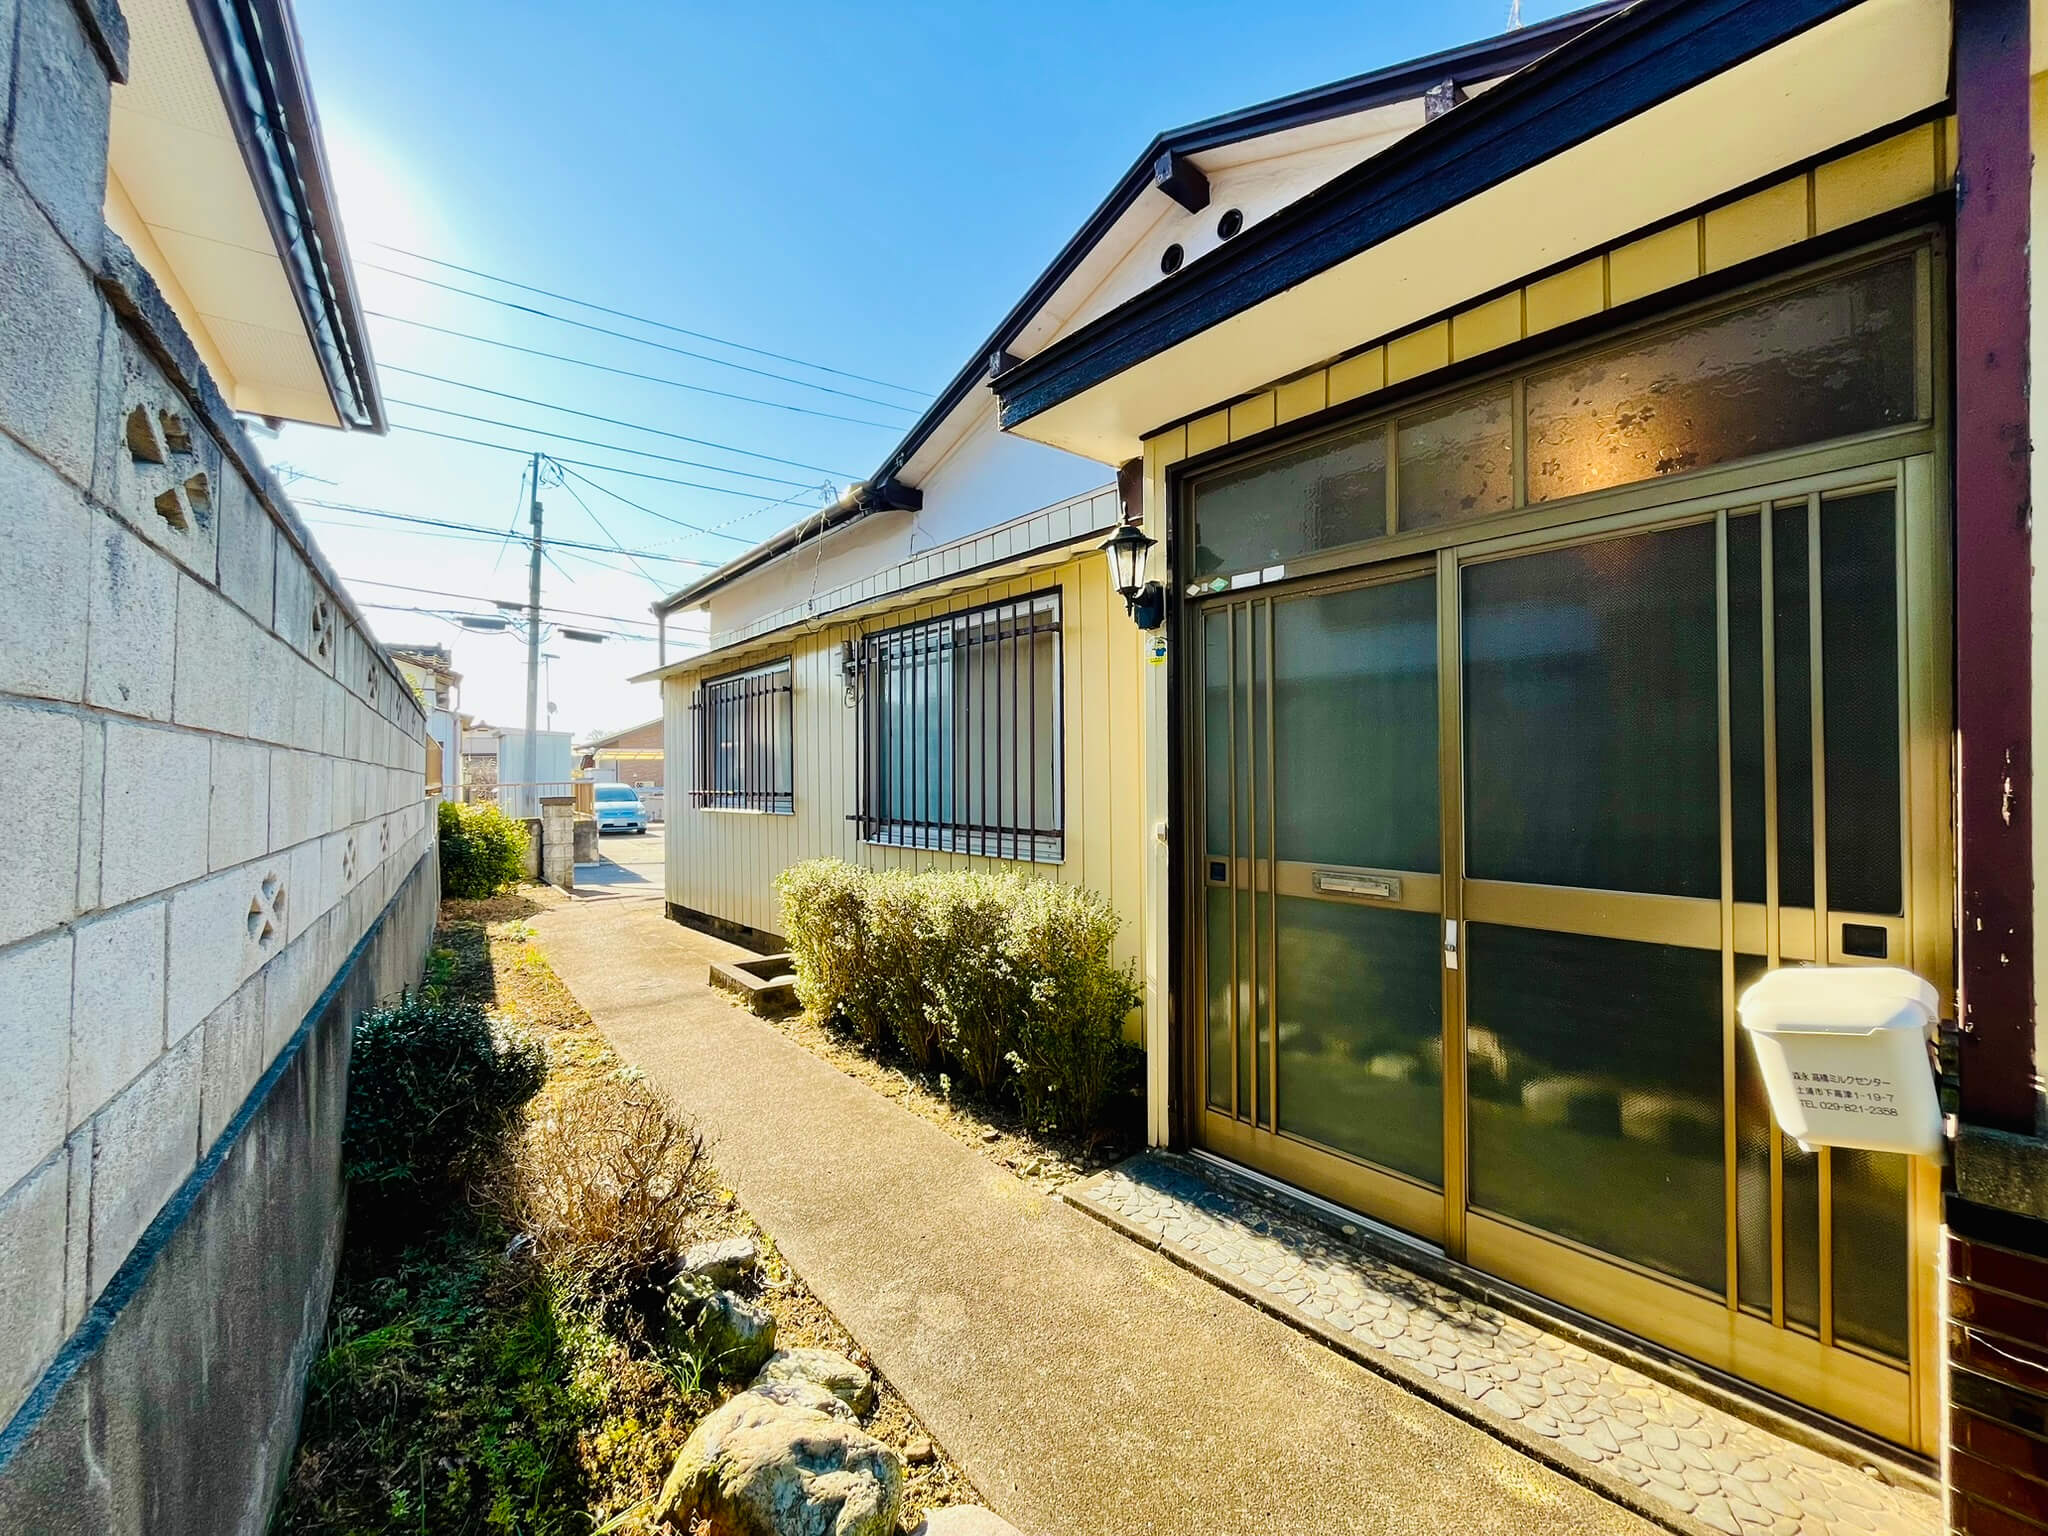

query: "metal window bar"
left=687, top=662, right=793, bottom=812
left=849, top=591, right=1063, bottom=860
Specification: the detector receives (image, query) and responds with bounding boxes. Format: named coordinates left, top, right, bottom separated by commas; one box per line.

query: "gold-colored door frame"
left=1183, top=448, right=1949, bottom=1454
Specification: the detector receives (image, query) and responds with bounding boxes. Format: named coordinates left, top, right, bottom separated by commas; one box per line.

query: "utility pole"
left=522, top=453, right=543, bottom=795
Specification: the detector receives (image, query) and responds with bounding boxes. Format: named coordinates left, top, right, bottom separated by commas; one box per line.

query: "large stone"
left=671, top=1276, right=777, bottom=1381
left=653, top=1387, right=904, bottom=1536
left=683, top=1234, right=760, bottom=1289
left=754, top=1347, right=876, bottom=1416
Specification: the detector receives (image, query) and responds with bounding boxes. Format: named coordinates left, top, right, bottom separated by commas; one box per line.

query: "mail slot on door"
left=1313, top=870, right=1402, bottom=901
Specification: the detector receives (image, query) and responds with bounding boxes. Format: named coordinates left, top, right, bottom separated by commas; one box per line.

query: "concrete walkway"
left=532, top=893, right=1660, bottom=1536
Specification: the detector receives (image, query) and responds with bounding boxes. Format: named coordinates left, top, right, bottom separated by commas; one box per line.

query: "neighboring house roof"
left=579, top=719, right=664, bottom=752
left=650, top=1, right=1618, bottom=621
left=632, top=482, right=1121, bottom=684
left=105, top=0, right=384, bottom=430
left=991, top=0, right=1932, bottom=448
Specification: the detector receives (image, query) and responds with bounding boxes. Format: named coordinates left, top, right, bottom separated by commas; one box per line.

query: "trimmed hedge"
left=438, top=799, right=530, bottom=899
left=343, top=993, right=546, bottom=1207
left=776, top=860, right=1138, bottom=1136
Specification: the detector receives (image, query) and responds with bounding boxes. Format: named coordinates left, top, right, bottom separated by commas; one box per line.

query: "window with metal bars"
left=689, top=659, right=793, bottom=813
left=852, top=591, right=1063, bottom=862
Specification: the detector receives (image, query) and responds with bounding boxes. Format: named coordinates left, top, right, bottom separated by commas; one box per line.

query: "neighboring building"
left=580, top=717, right=664, bottom=788
left=580, top=717, right=665, bottom=819
left=0, top=0, right=432, bottom=1531
left=389, top=644, right=462, bottom=800
left=458, top=722, right=573, bottom=816
left=649, top=0, right=2048, bottom=1517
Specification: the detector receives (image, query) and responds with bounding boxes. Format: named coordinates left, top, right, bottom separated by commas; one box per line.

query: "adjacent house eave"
left=184, top=0, right=385, bottom=431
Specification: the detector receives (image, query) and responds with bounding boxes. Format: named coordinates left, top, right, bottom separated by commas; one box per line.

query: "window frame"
left=852, top=589, right=1065, bottom=863
left=1179, top=233, right=1939, bottom=596
left=689, top=656, right=795, bottom=815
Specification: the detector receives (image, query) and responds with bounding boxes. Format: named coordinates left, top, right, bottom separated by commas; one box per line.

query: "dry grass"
left=437, top=886, right=977, bottom=1529
left=492, top=1075, right=713, bottom=1304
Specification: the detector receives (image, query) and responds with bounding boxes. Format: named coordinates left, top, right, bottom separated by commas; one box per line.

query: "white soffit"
left=106, top=0, right=340, bottom=427
left=1009, top=0, right=1951, bottom=463
left=1009, top=94, right=1451, bottom=361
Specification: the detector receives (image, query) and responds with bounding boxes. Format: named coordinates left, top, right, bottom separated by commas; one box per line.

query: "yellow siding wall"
left=1157, top=120, right=1953, bottom=462
left=661, top=550, right=1151, bottom=1015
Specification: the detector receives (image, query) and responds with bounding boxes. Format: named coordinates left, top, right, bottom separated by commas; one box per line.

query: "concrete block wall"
left=0, top=0, right=431, bottom=1445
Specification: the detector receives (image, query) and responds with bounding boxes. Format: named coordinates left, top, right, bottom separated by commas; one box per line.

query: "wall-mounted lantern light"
left=1101, top=522, right=1165, bottom=630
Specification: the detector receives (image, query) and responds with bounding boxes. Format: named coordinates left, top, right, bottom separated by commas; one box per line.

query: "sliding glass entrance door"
left=1186, top=463, right=1945, bottom=1449
left=1197, top=571, right=1450, bottom=1238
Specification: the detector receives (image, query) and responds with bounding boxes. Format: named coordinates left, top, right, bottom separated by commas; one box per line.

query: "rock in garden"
left=684, top=1235, right=761, bottom=1289
left=748, top=1377, right=856, bottom=1422
left=754, top=1346, right=876, bottom=1415
left=909, top=1509, right=1024, bottom=1536
left=653, top=1387, right=904, bottom=1536
left=904, top=1436, right=934, bottom=1465
left=670, top=1275, right=778, bottom=1380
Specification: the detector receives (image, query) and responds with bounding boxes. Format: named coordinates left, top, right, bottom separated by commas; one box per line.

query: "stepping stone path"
left=1073, top=1156, right=1938, bottom=1536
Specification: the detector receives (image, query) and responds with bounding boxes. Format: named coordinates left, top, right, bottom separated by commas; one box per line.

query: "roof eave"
left=188, top=0, right=385, bottom=433
left=992, top=0, right=1875, bottom=430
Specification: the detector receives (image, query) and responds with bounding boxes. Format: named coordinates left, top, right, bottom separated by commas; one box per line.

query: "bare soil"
left=745, top=998, right=1141, bottom=1195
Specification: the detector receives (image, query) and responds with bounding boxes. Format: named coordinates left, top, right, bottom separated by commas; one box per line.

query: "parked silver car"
left=593, top=782, right=649, bottom=834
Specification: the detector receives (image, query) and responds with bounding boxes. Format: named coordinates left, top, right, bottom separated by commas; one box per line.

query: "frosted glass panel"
left=1398, top=389, right=1512, bottom=530
left=1203, top=611, right=1231, bottom=854
left=1206, top=886, right=1233, bottom=1113
left=1275, top=900, right=1442, bottom=1184
left=1192, top=423, right=1386, bottom=579
left=1463, top=523, right=1720, bottom=897
left=1467, top=924, right=1726, bottom=1293
left=1832, top=1146, right=1910, bottom=1359
left=1526, top=258, right=1919, bottom=502
left=1273, top=580, right=1438, bottom=871
left=1820, top=490, right=1902, bottom=915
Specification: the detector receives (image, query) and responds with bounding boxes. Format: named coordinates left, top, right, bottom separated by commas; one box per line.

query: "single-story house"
left=640, top=0, right=2048, bottom=1502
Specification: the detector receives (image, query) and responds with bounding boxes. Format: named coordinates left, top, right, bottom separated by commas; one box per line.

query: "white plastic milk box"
left=1736, top=966, right=1944, bottom=1159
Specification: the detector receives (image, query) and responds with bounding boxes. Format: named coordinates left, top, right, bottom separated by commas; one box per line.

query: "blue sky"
left=275, top=0, right=1583, bottom=739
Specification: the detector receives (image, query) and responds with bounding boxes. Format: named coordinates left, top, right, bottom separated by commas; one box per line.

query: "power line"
left=380, top=365, right=857, bottom=478
left=364, top=263, right=919, bottom=413
left=384, top=422, right=808, bottom=527
left=340, top=575, right=657, bottom=627
left=356, top=599, right=654, bottom=644
left=366, top=311, right=903, bottom=430
left=386, top=397, right=823, bottom=489
left=296, top=497, right=716, bottom=566
left=553, top=472, right=667, bottom=593
left=553, top=463, right=825, bottom=553
left=367, top=243, right=928, bottom=397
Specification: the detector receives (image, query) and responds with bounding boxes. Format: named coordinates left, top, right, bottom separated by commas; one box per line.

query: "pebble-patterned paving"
left=1072, top=1156, right=1937, bottom=1536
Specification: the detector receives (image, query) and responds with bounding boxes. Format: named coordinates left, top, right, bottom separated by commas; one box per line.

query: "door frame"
left=1167, top=233, right=1950, bottom=1452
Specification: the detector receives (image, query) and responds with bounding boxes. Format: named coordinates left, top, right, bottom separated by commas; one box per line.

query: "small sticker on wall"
left=1229, top=570, right=1262, bottom=590
left=1261, top=564, right=1286, bottom=584
left=1148, top=633, right=1168, bottom=666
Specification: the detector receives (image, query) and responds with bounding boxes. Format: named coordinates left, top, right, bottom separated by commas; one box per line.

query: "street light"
left=1100, top=522, right=1164, bottom=630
